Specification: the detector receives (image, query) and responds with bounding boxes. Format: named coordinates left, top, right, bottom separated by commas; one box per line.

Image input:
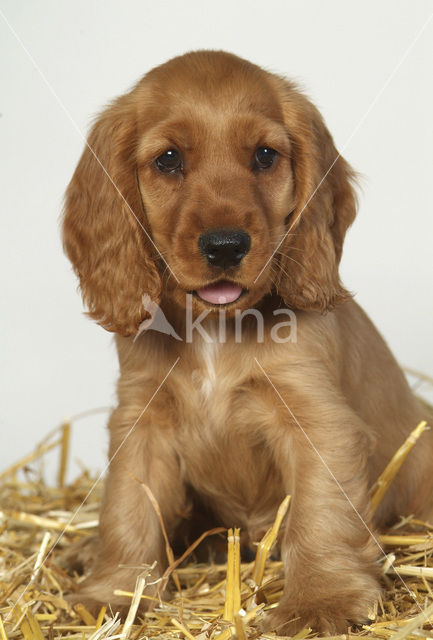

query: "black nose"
left=198, top=229, right=251, bottom=269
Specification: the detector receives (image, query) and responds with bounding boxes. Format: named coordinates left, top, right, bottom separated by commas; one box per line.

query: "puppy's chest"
left=175, top=339, right=283, bottom=526
left=178, top=338, right=265, bottom=450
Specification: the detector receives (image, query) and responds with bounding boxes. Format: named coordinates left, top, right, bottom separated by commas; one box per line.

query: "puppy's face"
left=63, top=51, right=357, bottom=336
left=135, top=66, right=296, bottom=314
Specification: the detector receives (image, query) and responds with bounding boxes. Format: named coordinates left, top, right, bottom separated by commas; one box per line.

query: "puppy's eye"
left=254, top=147, right=278, bottom=170
left=155, top=149, right=182, bottom=173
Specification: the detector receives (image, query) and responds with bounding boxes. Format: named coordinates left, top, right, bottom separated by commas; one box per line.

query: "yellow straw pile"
left=0, top=414, right=432, bottom=639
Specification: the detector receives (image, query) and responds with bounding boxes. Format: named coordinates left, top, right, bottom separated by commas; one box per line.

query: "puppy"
left=62, top=50, right=433, bottom=634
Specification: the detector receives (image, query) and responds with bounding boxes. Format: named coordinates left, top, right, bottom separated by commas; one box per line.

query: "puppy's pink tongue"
left=196, top=281, right=243, bottom=304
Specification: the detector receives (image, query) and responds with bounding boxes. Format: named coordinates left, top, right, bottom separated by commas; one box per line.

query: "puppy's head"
left=63, top=50, right=356, bottom=336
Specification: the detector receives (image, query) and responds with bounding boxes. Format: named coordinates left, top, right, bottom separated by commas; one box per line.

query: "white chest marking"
left=200, top=338, right=218, bottom=399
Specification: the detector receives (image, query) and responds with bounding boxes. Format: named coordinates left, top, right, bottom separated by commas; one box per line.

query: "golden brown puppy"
left=62, top=50, right=433, bottom=634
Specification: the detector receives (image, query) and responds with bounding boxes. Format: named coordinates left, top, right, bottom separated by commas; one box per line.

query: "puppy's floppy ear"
left=274, top=82, right=357, bottom=312
left=62, top=93, right=161, bottom=336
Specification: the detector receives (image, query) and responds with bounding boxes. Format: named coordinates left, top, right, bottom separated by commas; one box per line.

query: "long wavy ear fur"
left=273, top=80, right=357, bottom=312
left=62, top=93, right=161, bottom=336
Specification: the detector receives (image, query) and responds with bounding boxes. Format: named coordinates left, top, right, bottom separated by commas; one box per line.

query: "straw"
left=57, top=420, right=71, bottom=488
left=251, top=495, right=291, bottom=588
left=223, top=527, right=241, bottom=622
left=0, top=405, right=432, bottom=638
left=371, top=421, right=428, bottom=513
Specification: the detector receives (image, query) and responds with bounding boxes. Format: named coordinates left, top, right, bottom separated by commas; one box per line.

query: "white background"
left=1, top=0, right=432, bottom=482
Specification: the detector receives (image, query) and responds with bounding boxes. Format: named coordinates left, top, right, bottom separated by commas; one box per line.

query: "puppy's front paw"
left=264, top=588, right=377, bottom=635
left=67, top=568, right=163, bottom=619
left=67, top=579, right=132, bottom=619
left=264, top=606, right=350, bottom=636
left=67, top=591, right=128, bottom=620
